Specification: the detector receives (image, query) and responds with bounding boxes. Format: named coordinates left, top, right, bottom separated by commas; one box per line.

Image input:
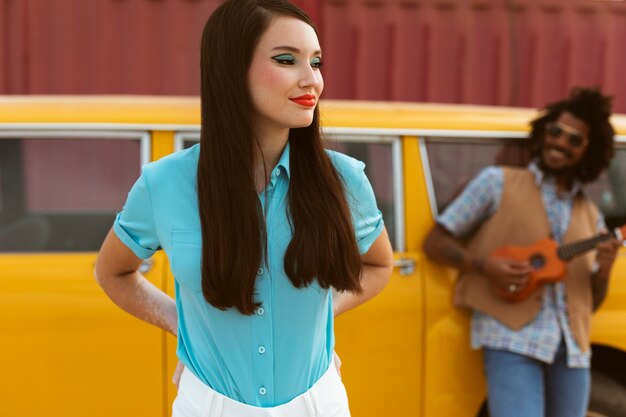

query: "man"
left=423, top=87, right=622, bottom=417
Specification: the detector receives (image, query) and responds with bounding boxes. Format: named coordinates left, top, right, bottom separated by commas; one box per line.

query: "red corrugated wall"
left=2, top=0, right=626, bottom=111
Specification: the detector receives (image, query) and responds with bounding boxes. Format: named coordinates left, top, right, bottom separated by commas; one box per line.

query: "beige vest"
left=454, top=167, right=599, bottom=351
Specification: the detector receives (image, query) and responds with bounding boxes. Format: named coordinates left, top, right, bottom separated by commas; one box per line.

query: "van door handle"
left=393, top=258, right=416, bottom=276
left=138, top=258, right=154, bottom=274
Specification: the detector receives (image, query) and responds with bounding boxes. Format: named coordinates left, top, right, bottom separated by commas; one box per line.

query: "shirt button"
left=256, top=307, right=265, bottom=316
left=275, top=169, right=281, bottom=177
left=259, top=387, right=267, bottom=395
left=257, top=268, right=263, bottom=275
left=258, top=346, right=266, bottom=354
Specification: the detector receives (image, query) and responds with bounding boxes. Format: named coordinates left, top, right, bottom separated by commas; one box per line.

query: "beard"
left=538, top=146, right=579, bottom=179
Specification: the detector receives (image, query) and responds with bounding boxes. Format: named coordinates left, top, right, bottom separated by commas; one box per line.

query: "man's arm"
left=422, top=225, right=484, bottom=273
left=423, top=224, right=533, bottom=290
left=591, top=238, right=622, bottom=310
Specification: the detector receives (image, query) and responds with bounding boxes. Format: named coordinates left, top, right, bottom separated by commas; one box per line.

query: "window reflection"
left=0, top=138, right=141, bottom=252
left=425, top=138, right=625, bottom=229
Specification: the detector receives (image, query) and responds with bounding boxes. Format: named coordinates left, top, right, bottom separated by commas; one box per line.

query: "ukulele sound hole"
left=529, top=254, right=546, bottom=269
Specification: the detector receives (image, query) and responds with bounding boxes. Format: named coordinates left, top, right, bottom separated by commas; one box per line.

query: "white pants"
left=172, top=362, right=351, bottom=417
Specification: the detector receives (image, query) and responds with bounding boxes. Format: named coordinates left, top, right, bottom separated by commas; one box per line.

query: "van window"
left=177, top=134, right=402, bottom=250
left=0, top=137, right=142, bottom=252
left=424, top=138, right=530, bottom=214
left=326, top=138, right=399, bottom=250
left=586, top=146, right=626, bottom=229
left=424, top=138, right=626, bottom=229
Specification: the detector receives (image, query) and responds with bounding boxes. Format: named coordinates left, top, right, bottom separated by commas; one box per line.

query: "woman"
left=94, top=0, right=393, bottom=416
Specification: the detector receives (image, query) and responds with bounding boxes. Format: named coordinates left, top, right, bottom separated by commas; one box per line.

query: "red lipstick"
left=290, top=94, right=316, bottom=107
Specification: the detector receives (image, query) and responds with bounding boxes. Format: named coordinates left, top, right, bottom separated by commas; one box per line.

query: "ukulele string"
left=558, top=233, right=611, bottom=260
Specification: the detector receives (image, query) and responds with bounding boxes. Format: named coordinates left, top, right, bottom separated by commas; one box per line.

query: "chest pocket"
left=171, top=230, right=203, bottom=294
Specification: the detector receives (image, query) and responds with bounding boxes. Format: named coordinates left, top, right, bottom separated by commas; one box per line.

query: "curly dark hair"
left=529, top=87, right=615, bottom=183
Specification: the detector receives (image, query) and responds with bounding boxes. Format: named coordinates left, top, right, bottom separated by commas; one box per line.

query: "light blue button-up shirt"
left=113, top=143, right=384, bottom=406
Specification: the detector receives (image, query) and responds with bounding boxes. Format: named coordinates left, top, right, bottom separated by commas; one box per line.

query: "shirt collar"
left=275, top=141, right=291, bottom=178
left=528, top=158, right=583, bottom=198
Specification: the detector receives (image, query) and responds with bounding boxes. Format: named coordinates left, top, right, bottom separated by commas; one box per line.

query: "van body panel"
left=0, top=253, right=166, bottom=416
left=1, top=97, right=624, bottom=417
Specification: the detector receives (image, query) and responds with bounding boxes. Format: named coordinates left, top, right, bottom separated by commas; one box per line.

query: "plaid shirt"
left=438, top=161, right=604, bottom=368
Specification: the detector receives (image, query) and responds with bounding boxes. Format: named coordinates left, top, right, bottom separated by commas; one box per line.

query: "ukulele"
left=491, top=225, right=626, bottom=302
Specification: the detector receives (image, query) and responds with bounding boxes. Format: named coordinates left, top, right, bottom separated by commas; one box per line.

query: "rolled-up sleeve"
left=113, top=168, right=160, bottom=259
left=437, top=166, right=503, bottom=238
left=345, top=162, right=385, bottom=254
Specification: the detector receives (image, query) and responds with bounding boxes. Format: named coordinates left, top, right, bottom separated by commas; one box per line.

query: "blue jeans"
left=483, top=342, right=590, bottom=417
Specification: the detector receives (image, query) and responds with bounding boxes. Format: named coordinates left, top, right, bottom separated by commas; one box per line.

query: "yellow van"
left=0, top=97, right=624, bottom=417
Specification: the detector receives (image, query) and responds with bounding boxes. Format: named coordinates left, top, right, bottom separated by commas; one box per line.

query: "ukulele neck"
left=557, top=229, right=620, bottom=260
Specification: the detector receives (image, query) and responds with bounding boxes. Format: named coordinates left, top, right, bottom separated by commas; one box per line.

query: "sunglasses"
left=545, top=123, right=588, bottom=147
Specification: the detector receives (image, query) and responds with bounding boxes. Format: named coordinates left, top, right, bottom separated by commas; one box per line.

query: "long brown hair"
left=198, top=0, right=362, bottom=315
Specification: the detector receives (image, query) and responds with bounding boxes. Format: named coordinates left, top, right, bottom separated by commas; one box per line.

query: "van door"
left=0, top=133, right=166, bottom=417
left=420, top=135, right=530, bottom=416
left=329, top=135, right=423, bottom=417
